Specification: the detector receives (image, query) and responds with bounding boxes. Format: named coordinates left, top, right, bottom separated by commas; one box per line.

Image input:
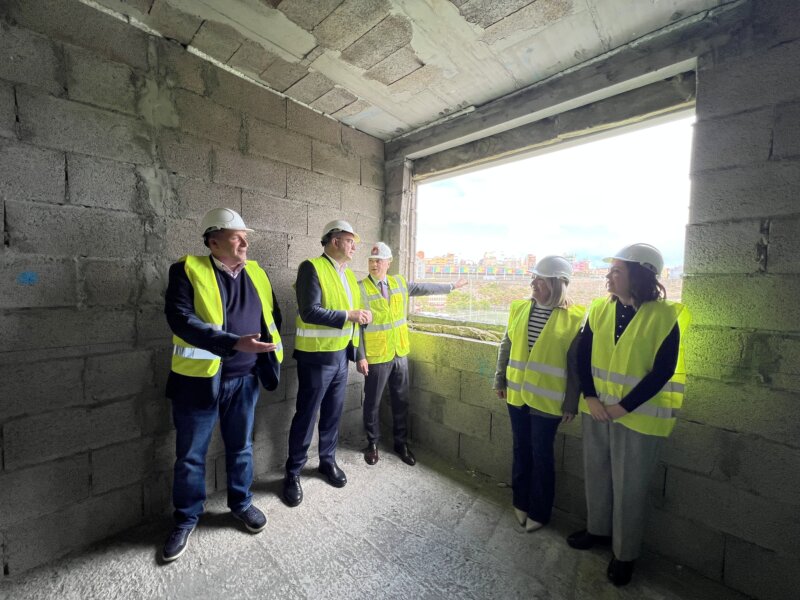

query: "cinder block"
left=684, top=325, right=745, bottom=381
left=207, top=68, right=285, bottom=127
left=16, top=89, right=151, bottom=164
left=409, top=413, right=459, bottom=462
left=189, top=20, right=243, bottom=63
left=312, top=0, right=389, bottom=51
left=0, top=254, right=76, bottom=309
left=644, top=507, right=725, bottom=581
left=253, top=438, right=289, bottom=475
left=697, top=38, right=800, bottom=120
left=342, top=127, right=383, bottom=161
left=92, top=438, right=153, bottom=495
left=241, top=190, right=308, bottom=235
left=137, top=257, right=170, bottom=306
left=0, top=80, right=15, bottom=138
left=165, top=217, right=206, bottom=260
left=561, top=431, right=584, bottom=479
left=684, top=220, right=764, bottom=274
left=247, top=117, right=312, bottom=170
left=287, top=165, right=342, bottom=207
left=310, top=88, right=358, bottom=116
left=412, top=361, right=460, bottom=398
left=145, top=0, right=202, bottom=45
left=409, top=331, right=499, bottom=376
left=682, top=376, right=800, bottom=447
left=213, top=148, right=287, bottom=196
left=690, top=160, right=800, bottom=223
left=4, top=0, right=149, bottom=71
left=85, top=350, right=153, bottom=402
left=143, top=470, right=172, bottom=517
left=365, top=47, right=422, bottom=86
left=771, top=335, right=800, bottom=390
left=0, top=455, right=90, bottom=527
left=5, top=200, right=146, bottom=258
left=287, top=102, right=341, bottom=147
left=443, top=397, right=490, bottom=441
left=0, top=139, right=65, bottom=204
left=285, top=72, right=335, bottom=105
left=661, top=420, right=723, bottom=478
left=227, top=40, right=277, bottom=80
left=722, top=433, right=800, bottom=506
left=773, top=101, right=800, bottom=159
left=360, top=157, right=385, bottom=190
left=153, top=38, right=205, bottom=95
left=0, top=23, right=63, bottom=95
left=341, top=182, right=382, bottom=219
left=3, top=399, right=141, bottom=469
left=67, top=153, right=138, bottom=212
left=157, top=131, right=213, bottom=180
left=691, top=109, right=773, bottom=173
left=174, top=89, right=241, bottom=150
left=245, top=230, right=289, bottom=269
left=0, top=357, right=84, bottom=420
left=170, top=175, right=241, bottom=220
left=553, top=471, right=586, bottom=517
left=64, top=44, right=137, bottom=115
left=459, top=371, right=505, bottom=415
left=259, top=56, right=308, bottom=93
left=4, top=484, right=142, bottom=575
left=136, top=305, right=172, bottom=347
left=0, top=307, right=135, bottom=352
left=724, top=537, right=800, bottom=600
left=287, top=233, right=324, bottom=269
left=354, top=213, right=380, bottom=247
left=459, top=433, right=510, bottom=481
left=312, top=140, right=360, bottom=183
left=306, top=205, right=359, bottom=247
left=277, top=0, right=343, bottom=30
left=489, top=410, right=512, bottom=448
left=152, top=430, right=176, bottom=472
left=768, top=215, right=800, bottom=274
left=683, top=273, right=800, bottom=331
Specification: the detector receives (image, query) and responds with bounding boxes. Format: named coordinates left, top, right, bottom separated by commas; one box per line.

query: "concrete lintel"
left=386, top=1, right=749, bottom=161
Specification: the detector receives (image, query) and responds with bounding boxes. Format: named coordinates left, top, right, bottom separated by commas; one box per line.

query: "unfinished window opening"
left=412, top=112, right=695, bottom=326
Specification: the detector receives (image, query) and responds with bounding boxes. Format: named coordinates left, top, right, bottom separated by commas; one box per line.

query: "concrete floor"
left=0, top=442, right=745, bottom=600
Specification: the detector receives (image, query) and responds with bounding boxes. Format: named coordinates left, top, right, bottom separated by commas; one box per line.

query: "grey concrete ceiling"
left=89, top=0, right=724, bottom=141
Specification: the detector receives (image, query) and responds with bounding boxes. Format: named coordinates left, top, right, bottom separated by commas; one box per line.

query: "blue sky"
left=416, top=114, right=695, bottom=267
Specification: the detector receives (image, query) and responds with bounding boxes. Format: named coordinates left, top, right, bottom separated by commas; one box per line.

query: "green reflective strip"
left=526, top=361, right=566, bottom=378
left=173, top=346, right=219, bottom=360
left=522, top=381, right=564, bottom=402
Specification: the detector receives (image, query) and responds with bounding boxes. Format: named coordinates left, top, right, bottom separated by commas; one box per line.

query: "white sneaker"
left=513, top=507, right=527, bottom=526
left=526, top=518, right=544, bottom=532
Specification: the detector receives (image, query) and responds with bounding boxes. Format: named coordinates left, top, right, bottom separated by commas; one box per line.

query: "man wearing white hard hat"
left=162, top=208, right=283, bottom=562
left=282, top=220, right=372, bottom=507
left=356, top=242, right=466, bottom=466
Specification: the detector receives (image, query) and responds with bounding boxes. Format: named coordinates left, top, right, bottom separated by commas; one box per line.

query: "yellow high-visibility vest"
left=579, top=297, right=691, bottom=437
left=358, top=274, right=410, bottom=364
left=504, top=300, right=585, bottom=415
left=171, top=255, right=283, bottom=378
left=294, top=256, right=361, bottom=352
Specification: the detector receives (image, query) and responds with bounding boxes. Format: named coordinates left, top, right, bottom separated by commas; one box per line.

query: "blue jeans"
left=286, top=353, right=348, bottom=476
left=507, top=404, right=560, bottom=524
left=172, top=373, right=259, bottom=528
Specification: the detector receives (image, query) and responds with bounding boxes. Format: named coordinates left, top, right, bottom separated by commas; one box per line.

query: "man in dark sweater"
left=162, top=208, right=283, bottom=562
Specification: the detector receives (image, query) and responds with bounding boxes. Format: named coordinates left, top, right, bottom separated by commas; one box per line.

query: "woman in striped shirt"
left=494, top=256, right=585, bottom=532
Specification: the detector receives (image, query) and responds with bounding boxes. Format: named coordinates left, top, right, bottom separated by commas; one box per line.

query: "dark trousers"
left=507, top=403, right=561, bottom=524
left=286, top=352, right=349, bottom=476
left=172, top=373, right=259, bottom=528
left=362, top=355, right=410, bottom=445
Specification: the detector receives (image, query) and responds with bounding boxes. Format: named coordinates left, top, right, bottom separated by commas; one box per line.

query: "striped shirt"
left=528, top=304, right=554, bottom=350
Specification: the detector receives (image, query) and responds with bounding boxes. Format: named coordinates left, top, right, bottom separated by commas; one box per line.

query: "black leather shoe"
left=318, top=461, right=347, bottom=487
left=282, top=475, right=303, bottom=507
left=567, top=529, right=612, bottom=550
left=607, top=558, right=635, bottom=586
left=394, top=443, right=416, bottom=466
left=364, top=443, right=379, bottom=465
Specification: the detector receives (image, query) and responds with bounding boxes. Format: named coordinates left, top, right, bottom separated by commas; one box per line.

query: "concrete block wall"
left=404, top=5, right=800, bottom=600
left=0, top=0, right=384, bottom=576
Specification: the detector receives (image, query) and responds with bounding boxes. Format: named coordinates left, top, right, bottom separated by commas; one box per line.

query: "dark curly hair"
left=621, top=261, right=666, bottom=306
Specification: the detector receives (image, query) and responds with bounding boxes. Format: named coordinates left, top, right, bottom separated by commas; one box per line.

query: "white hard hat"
left=200, top=208, right=253, bottom=236
left=368, top=241, right=392, bottom=260
left=605, top=243, right=664, bottom=275
left=321, top=219, right=360, bottom=243
left=531, top=255, right=572, bottom=282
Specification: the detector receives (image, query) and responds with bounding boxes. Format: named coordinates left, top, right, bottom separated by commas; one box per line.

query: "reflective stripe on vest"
left=294, top=256, right=362, bottom=352
left=580, top=297, right=691, bottom=437
left=171, top=256, right=284, bottom=378
left=359, top=274, right=410, bottom=364
left=504, top=299, right=585, bottom=415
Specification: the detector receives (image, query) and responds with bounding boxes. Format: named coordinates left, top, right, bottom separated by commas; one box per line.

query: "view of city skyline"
left=415, top=113, right=695, bottom=269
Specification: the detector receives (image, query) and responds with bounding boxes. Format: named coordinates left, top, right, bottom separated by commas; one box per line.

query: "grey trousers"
left=582, top=416, right=663, bottom=561
left=363, top=355, right=409, bottom=445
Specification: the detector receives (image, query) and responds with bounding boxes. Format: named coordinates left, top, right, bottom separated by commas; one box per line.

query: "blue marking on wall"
left=17, top=271, right=39, bottom=286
